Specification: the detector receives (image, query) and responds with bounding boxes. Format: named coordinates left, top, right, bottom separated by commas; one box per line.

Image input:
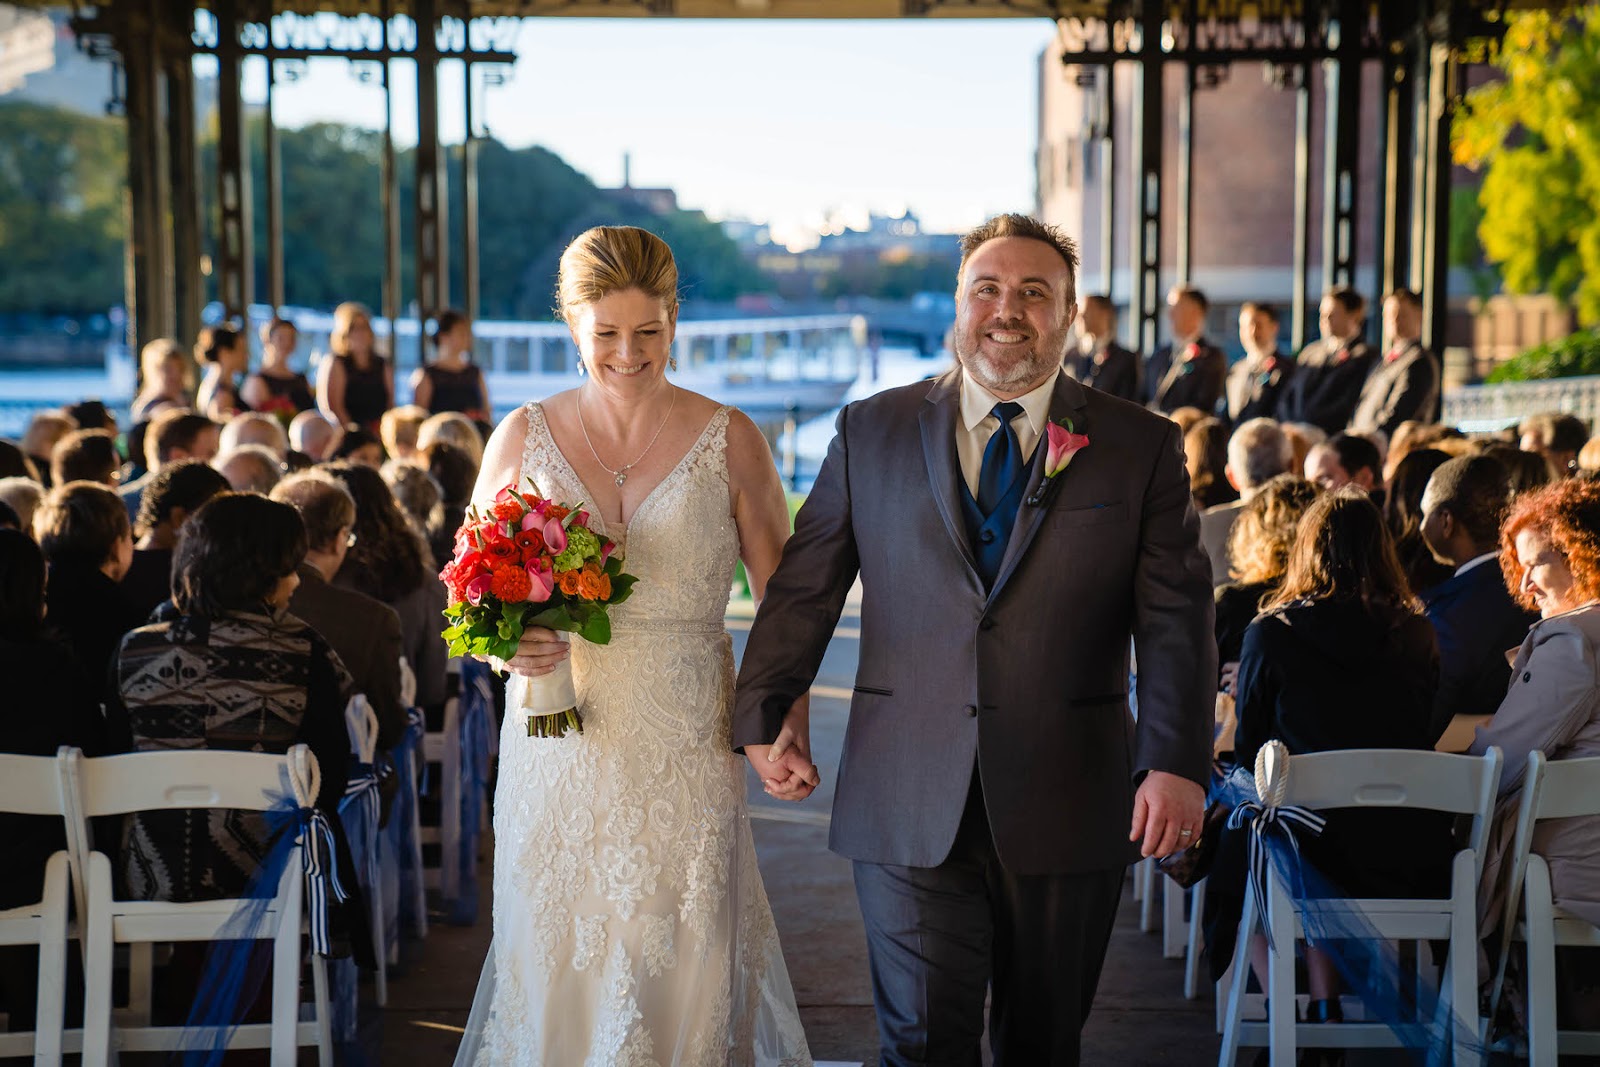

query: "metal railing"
left=1443, top=375, right=1600, bottom=433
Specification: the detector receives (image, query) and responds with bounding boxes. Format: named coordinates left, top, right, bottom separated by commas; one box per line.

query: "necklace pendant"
left=614, top=471, right=627, bottom=487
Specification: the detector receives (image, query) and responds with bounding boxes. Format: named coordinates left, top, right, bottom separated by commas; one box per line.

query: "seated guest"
left=1304, top=431, right=1380, bottom=494
left=1383, top=420, right=1467, bottom=484
left=0, top=441, right=40, bottom=483
left=51, top=428, right=120, bottom=488
left=330, top=425, right=386, bottom=469
left=416, top=411, right=484, bottom=470
left=1418, top=455, right=1537, bottom=744
left=1519, top=412, right=1589, bottom=480
left=215, top=444, right=284, bottom=495
left=1226, top=302, right=1295, bottom=425
left=424, top=441, right=477, bottom=567
left=122, top=461, right=230, bottom=622
left=1206, top=489, right=1450, bottom=1008
left=1066, top=295, right=1141, bottom=402
left=66, top=401, right=116, bottom=436
left=1147, top=285, right=1226, bottom=415
left=0, top=478, right=43, bottom=538
left=218, top=411, right=291, bottom=461
left=107, top=493, right=352, bottom=901
left=1281, top=421, right=1324, bottom=477
left=1473, top=478, right=1600, bottom=1027
left=381, top=459, right=443, bottom=538
left=1482, top=441, right=1554, bottom=495
left=1277, top=286, right=1376, bottom=434
left=1214, top=475, right=1320, bottom=686
left=20, top=412, right=76, bottom=488
left=380, top=405, right=429, bottom=465
left=119, top=409, right=220, bottom=523
left=290, top=410, right=341, bottom=463
left=1384, top=448, right=1456, bottom=597
left=1580, top=434, right=1600, bottom=476
left=324, top=463, right=447, bottom=713
left=0, top=502, right=17, bottom=531
left=129, top=338, right=193, bottom=423
left=34, top=481, right=140, bottom=692
left=272, top=472, right=407, bottom=747
left=0, top=530, right=106, bottom=1025
left=1349, top=288, right=1440, bottom=437
left=1201, top=419, right=1294, bottom=585
left=1185, top=417, right=1238, bottom=513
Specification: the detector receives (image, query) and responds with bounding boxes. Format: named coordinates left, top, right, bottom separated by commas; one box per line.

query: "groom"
left=733, top=213, right=1215, bottom=1066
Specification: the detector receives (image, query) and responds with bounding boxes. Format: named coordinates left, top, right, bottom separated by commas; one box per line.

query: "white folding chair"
left=421, top=658, right=463, bottom=901
left=65, top=745, right=335, bottom=1067
left=0, top=750, right=80, bottom=1065
left=1217, top=746, right=1501, bottom=1067
left=341, top=694, right=386, bottom=1007
left=1185, top=876, right=1208, bottom=999
left=1488, top=751, right=1600, bottom=1065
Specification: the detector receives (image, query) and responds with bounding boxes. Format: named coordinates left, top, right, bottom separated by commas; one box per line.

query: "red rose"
left=485, top=540, right=518, bottom=563
left=515, top=529, right=546, bottom=560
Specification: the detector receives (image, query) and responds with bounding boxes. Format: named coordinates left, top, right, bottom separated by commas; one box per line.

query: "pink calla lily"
left=574, top=509, right=591, bottom=527
left=464, top=573, right=492, bottom=605
left=519, top=510, right=544, bottom=533
left=543, top=516, right=568, bottom=555
left=601, top=539, right=617, bottom=564
left=1044, top=421, right=1091, bottom=479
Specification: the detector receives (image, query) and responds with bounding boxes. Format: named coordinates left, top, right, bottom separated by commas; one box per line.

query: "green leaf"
left=580, top=611, right=611, bottom=644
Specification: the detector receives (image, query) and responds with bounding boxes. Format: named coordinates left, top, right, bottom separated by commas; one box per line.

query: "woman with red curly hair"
left=1472, top=477, right=1600, bottom=1027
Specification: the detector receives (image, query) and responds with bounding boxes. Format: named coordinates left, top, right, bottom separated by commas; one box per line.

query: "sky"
left=242, top=17, right=1062, bottom=248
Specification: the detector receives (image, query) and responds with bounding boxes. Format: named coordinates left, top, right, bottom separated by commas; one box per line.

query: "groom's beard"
left=955, top=318, right=1071, bottom=394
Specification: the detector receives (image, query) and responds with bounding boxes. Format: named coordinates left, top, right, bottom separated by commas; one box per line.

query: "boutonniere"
left=1027, top=418, right=1090, bottom=507
left=1334, top=346, right=1351, bottom=365
left=1255, top=355, right=1280, bottom=388
left=1183, top=342, right=1202, bottom=362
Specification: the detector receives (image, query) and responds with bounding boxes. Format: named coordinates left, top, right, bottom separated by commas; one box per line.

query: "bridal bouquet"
left=438, top=483, right=637, bottom=737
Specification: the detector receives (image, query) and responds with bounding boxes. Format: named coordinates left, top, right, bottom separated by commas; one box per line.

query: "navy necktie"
left=977, top=401, right=1025, bottom=519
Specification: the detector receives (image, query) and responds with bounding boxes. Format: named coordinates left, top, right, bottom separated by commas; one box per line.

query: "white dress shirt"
left=956, top=370, right=1058, bottom=499
left=1455, top=550, right=1500, bottom=578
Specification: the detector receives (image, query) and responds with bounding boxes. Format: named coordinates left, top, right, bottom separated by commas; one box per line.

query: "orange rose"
left=576, top=568, right=604, bottom=600
left=557, top=570, right=582, bottom=596
left=597, top=573, right=612, bottom=600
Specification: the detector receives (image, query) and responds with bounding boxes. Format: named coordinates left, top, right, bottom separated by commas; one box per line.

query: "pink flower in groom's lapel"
left=1043, top=419, right=1091, bottom=479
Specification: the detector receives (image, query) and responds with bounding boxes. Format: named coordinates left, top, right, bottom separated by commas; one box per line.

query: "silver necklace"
left=577, top=387, right=678, bottom=488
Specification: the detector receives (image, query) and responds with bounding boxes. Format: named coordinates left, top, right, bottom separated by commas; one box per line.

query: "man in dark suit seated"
left=1146, top=284, right=1226, bottom=416
left=1226, top=302, right=1294, bottom=426
left=1418, top=454, right=1539, bottom=744
left=1277, top=286, right=1376, bottom=435
left=1350, top=288, right=1440, bottom=437
left=270, top=470, right=407, bottom=749
left=1066, top=294, right=1142, bottom=402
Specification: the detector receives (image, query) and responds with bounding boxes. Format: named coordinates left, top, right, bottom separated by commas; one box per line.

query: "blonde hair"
left=556, top=226, right=679, bottom=323
left=1228, top=475, right=1322, bottom=585
left=329, top=302, right=375, bottom=359
left=417, top=412, right=483, bottom=468
left=381, top=405, right=430, bottom=458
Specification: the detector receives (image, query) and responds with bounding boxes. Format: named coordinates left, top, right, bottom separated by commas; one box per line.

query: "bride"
left=453, top=226, right=816, bottom=1066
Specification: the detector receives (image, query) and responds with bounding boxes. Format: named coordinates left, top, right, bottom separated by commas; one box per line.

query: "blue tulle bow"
left=1222, top=773, right=1327, bottom=953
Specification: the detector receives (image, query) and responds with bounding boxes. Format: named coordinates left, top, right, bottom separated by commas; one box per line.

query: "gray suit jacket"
left=733, top=369, right=1216, bottom=875
left=290, top=564, right=406, bottom=749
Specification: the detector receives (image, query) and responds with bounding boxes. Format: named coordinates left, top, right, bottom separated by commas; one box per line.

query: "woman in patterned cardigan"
left=107, top=492, right=353, bottom=905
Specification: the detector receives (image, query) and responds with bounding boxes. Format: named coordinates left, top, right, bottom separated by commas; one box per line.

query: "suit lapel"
left=988, top=373, right=1089, bottom=604
left=919, top=370, right=980, bottom=579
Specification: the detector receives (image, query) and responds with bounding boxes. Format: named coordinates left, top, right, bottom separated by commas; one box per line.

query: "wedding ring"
left=1179, top=828, right=1194, bottom=838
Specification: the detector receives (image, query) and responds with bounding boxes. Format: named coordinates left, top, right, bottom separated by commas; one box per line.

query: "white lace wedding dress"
left=454, top=402, right=812, bottom=1067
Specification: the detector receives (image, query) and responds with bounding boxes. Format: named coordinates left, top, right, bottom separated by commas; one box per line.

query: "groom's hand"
left=1130, top=770, right=1206, bottom=859
left=745, top=720, right=821, bottom=802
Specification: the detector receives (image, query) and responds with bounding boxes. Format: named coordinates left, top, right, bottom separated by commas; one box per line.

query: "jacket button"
left=964, top=704, right=978, bottom=718
left=979, top=530, right=996, bottom=544
left=1524, top=671, right=1532, bottom=683
left=979, top=618, right=996, bottom=631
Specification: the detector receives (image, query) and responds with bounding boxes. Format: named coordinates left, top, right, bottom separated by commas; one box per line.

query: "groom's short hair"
left=957, top=214, right=1080, bottom=303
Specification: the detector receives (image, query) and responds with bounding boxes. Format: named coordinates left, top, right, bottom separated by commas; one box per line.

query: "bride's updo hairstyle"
left=556, top=226, right=679, bottom=321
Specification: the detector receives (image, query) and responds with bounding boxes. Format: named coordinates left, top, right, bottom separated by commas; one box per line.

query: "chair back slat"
left=345, top=695, right=379, bottom=764
left=1532, top=754, right=1600, bottom=822
left=1281, top=748, right=1502, bottom=826
left=74, top=747, right=319, bottom=818
left=0, top=749, right=73, bottom=817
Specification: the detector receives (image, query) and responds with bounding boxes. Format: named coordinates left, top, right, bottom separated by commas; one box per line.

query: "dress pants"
left=852, top=770, right=1124, bottom=1067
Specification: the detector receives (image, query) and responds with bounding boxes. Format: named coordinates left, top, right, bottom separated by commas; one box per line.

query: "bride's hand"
left=745, top=704, right=820, bottom=802
left=502, top=626, right=569, bottom=678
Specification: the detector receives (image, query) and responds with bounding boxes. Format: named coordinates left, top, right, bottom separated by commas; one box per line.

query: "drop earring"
left=577, top=360, right=587, bottom=376
left=669, top=355, right=678, bottom=371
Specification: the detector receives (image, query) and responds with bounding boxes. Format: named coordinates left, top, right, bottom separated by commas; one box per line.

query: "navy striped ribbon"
left=339, top=761, right=382, bottom=832
left=300, top=807, right=349, bottom=957
left=1226, top=796, right=1326, bottom=952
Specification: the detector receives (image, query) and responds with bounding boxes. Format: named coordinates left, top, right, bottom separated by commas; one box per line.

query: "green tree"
left=1453, top=11, right=1600, bottom=323
left=0, top=101, right=126, bottom=314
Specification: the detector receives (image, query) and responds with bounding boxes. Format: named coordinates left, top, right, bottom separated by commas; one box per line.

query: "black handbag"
left=1154, top=799, right=1231, bottom=888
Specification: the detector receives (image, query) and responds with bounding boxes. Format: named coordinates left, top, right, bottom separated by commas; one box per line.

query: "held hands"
left=744, top=707, right=821, bottom=803
left=1129, top=769, right=1206, bottom=859
left=498, top=625, right=569, bottom=678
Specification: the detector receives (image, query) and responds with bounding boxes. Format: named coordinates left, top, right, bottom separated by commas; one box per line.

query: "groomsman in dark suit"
left=1065, top=295, right=1142, bottom=402
left=1147, top=285, right=1226, bottom=415
left=1225, top=301, right=1294, bottom=426
left=1349, top=288, right=1441, bottom=437
left=1276, top=286, right=1375, bottom=434
left=1418, top=455, right=1539, bottom=744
